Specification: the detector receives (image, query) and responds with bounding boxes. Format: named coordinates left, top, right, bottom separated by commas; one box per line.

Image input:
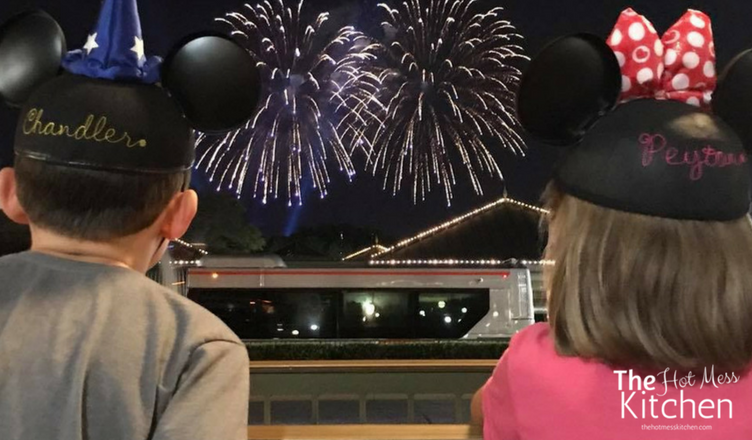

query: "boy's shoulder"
left=0, top=252, right=242, bottom=346
left=106, top=265, right=244, bottom=346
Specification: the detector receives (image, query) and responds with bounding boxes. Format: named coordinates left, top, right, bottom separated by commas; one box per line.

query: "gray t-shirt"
left=0, top=252, right=249, bottom=440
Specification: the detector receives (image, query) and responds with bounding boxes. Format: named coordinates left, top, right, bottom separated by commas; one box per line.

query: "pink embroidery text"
left=639, top=133, right=747, bottom=181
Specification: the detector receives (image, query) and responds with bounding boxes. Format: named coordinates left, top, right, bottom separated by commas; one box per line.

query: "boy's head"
left=1, top=71, right=198, bottom=249
left=0, top=71, right=199, bottom=265
left=0, top=157, right=198, bottom=269
left=0, top=7, right=260, bottom=266
left=9, top=156, right=190, bottom=242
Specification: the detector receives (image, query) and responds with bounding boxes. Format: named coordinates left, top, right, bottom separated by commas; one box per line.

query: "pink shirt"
left=482, top=323, right=752, bottom=439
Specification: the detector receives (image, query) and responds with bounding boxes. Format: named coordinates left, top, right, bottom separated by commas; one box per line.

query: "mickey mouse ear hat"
left=0, top=0, right=262, bottom=174
left=519, top=9, right=752, bottom=221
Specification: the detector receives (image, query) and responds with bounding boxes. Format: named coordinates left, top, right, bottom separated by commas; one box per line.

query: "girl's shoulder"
left=502, top=323, right=608, bottom=379
left=505, top=322, right=556, bottom=361
left=510, top=322, right=552, bottom=345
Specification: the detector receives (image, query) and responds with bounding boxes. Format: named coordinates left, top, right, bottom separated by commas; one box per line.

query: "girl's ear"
left=0, top=10, right=66, bottom=107
left=713, top=49, right=752, bottom=151
left=161, top=34, right=261, bottom=133
left=517, top=34, right=621, bottom=145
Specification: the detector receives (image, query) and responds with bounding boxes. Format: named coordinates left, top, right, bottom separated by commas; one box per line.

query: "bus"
left=186, top=264, right=535, bottom=339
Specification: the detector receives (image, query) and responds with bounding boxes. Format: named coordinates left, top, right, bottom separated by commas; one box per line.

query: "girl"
left=474, top=9, right=752, bottom=439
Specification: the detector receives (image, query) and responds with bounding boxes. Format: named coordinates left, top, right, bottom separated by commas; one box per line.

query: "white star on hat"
left=131, top=36, right=145, bottom=61
left=83, top=33, right=99, bottom=55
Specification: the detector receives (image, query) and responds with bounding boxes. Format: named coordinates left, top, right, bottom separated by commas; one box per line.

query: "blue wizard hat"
left=0, top=0, right=261, bottom=174
left=62, top=0, right=161, bottom=83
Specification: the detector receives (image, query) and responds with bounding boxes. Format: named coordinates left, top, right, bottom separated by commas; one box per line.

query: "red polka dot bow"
left=607, top=8, right=716, bottom=109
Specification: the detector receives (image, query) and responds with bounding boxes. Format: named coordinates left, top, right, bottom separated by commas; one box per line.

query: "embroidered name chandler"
left=23, top=108, right=147, bottom=148
left=639, top=133, right=746, bottom=180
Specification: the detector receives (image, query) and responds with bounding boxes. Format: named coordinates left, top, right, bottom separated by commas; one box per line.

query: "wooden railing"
left=249, top=359, right=498, bottom=373
left=248, top=360, right=494, bottom=425
left=248, top=424, right=482, bottom=440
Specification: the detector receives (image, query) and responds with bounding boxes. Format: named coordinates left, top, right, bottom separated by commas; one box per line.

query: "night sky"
left=2, top=0, right=752, bottom=238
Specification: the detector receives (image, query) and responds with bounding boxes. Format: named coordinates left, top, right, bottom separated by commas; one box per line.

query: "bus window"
left=417, top=291, right=489, bottom=338
left=189, top=288, right=337, bottom=339
left=189, top=287, right=493, bottom=339
left=340, top=290, right=414, bottom=338
left=189, top=288, right=263, bottom=339
left=260, top=290, right=337, bottom=339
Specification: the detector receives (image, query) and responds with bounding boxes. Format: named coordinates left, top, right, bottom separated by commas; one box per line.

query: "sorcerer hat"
left=518, top=9, right=752, bottom=221
left=0, top=0, right=262, bottom=174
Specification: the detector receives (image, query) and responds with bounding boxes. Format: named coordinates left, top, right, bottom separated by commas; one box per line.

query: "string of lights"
left=169, top=260, right=203, bottom=266
left=371, top=197, right=549, bottom=259
left=343, top=245, right=390, bottom=261
left=521, top=260, right=556, bottom=266
left=171, top=238, right=209, bottom=256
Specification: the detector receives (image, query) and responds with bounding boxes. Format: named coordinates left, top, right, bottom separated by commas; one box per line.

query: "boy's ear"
left=0, top=168, right=29, bottom=225
left=159, top=189, right=198, bottom=241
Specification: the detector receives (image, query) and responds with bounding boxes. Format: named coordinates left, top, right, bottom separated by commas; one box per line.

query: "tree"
left=184, top=191, right=265, bottom=254
left=266, top=224, right=392, bottom=261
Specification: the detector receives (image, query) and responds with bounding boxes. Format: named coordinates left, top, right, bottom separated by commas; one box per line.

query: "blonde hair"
left=543, top=183, right=752, bottom=371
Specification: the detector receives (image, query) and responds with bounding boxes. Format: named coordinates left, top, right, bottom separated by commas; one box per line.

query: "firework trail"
left=196, top=0, right=382, bottom=205
left=369, top=0, right=528, bottom=205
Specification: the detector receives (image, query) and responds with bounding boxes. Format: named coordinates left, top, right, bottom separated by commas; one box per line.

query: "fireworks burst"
left=369, top=0, right=528, bottom=205
left=196, top=0, right=382, bottom=205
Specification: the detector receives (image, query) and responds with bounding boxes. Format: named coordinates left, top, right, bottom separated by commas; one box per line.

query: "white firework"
left=196, top=0, right=382, bottom=205
left=368, top=0, right=529, bottom=205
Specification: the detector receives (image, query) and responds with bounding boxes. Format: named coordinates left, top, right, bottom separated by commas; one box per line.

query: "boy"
left=0, top=1, right=259, bottom=439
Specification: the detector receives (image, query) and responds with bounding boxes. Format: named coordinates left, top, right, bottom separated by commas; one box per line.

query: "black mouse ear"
left=161, top=34, right=261, bottom=133
left=0, top=10, right=66, bottom=107
left=713, top=49, right=752, bottom=150
left=517, top=34, right=621, bottom=145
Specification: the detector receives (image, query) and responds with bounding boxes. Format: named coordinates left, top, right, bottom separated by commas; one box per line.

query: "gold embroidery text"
left=23, top=108, right=147, bottom=148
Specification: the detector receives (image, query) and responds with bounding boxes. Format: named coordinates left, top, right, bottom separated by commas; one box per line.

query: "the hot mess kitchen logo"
left=614, top=368, right=738, bottom=419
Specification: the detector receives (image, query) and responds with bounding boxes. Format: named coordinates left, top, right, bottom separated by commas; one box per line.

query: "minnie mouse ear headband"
left=518, top=9, right=752, bottom=221
left=0, top=0, right=262, bottom=174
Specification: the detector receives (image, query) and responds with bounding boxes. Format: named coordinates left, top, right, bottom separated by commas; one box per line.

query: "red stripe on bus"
left=190, top=270, right=511, bottom=277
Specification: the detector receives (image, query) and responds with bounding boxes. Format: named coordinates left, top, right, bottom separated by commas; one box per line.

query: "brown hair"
left=14, top=156, right=187, bottom=242
left=543, top=182, right=752, bottom=371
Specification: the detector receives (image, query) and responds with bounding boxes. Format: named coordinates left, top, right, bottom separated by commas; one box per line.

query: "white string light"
left=371, top=198, right=549, bottom=259
left=521, top=260, right=556, bottom=266
left=169, top=260, right=203, bottom=266
left=343, top=245, right=390, bottom=261
left=172, top=238, right=209, bottom=256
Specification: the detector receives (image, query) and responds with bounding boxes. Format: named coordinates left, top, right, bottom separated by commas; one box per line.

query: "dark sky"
left=2, top=0, right=752, bottom=238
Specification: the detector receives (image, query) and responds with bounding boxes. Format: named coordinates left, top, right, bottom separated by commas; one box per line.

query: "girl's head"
left=517, top=10, right=752, bottom=371
left=543, top=182, right=752, bottom=371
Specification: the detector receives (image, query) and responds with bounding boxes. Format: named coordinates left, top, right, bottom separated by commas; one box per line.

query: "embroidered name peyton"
left=23, top=108, right=147, bottom=148
left=639, top=133, right=746, bottom=181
